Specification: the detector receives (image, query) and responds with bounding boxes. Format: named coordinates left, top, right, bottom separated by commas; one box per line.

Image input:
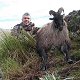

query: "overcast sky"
left=0, top=0, right=80, bottom=29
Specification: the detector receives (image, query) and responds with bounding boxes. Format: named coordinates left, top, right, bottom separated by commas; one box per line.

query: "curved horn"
left=58, top=7, right=64, bottom=14
left=49, top=10, right=56, bottom=16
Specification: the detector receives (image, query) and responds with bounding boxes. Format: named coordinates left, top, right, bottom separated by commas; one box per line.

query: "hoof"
left=40, top=67, right=46, bottom=71
left=40, top=64, right=47, bottom=71
left=68, top=59, right=73, bottom=64
left=40, top=66, right=47, bottom=71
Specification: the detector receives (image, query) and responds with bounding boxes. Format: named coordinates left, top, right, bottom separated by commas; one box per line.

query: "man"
left=11, top=12, right=39, bottom=38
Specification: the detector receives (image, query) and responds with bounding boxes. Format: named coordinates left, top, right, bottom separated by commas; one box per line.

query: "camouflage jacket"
left=11, top=22, right=39, bottom=38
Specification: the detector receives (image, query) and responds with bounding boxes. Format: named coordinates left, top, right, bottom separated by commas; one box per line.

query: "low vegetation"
left=0, top=10, right=80, bottom=80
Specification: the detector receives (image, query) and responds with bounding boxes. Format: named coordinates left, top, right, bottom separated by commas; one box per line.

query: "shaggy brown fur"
left=36, top=8, right=73, bottom=70
left=36, top=21, right=70, bottom=50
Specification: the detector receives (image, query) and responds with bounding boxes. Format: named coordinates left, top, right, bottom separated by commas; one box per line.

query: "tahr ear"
left=49, top=10, right=56, bottom=16
left=49, top=18, right=54, bottom=20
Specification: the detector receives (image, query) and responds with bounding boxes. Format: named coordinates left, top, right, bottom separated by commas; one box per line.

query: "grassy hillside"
left=0, top=10, right=80, bottom=80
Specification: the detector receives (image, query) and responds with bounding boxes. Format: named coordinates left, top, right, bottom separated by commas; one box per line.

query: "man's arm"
left=11, top=24, right=21, bottom=37
left=32, top=26, right=40, bottom=35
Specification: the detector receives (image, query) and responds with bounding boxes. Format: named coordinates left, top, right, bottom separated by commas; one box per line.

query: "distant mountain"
left=0, top=28, right=11, bottom=32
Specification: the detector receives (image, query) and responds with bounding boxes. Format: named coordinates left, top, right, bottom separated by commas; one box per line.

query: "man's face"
left=22, top=16, right=31, bottom=26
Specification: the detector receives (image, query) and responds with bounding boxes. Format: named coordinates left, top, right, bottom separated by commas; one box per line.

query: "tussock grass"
left=0, top=30, right=36, bottom=80
left=0, top=30, right=36, bottom=63
left=1, top=58, right=22, bottom=80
